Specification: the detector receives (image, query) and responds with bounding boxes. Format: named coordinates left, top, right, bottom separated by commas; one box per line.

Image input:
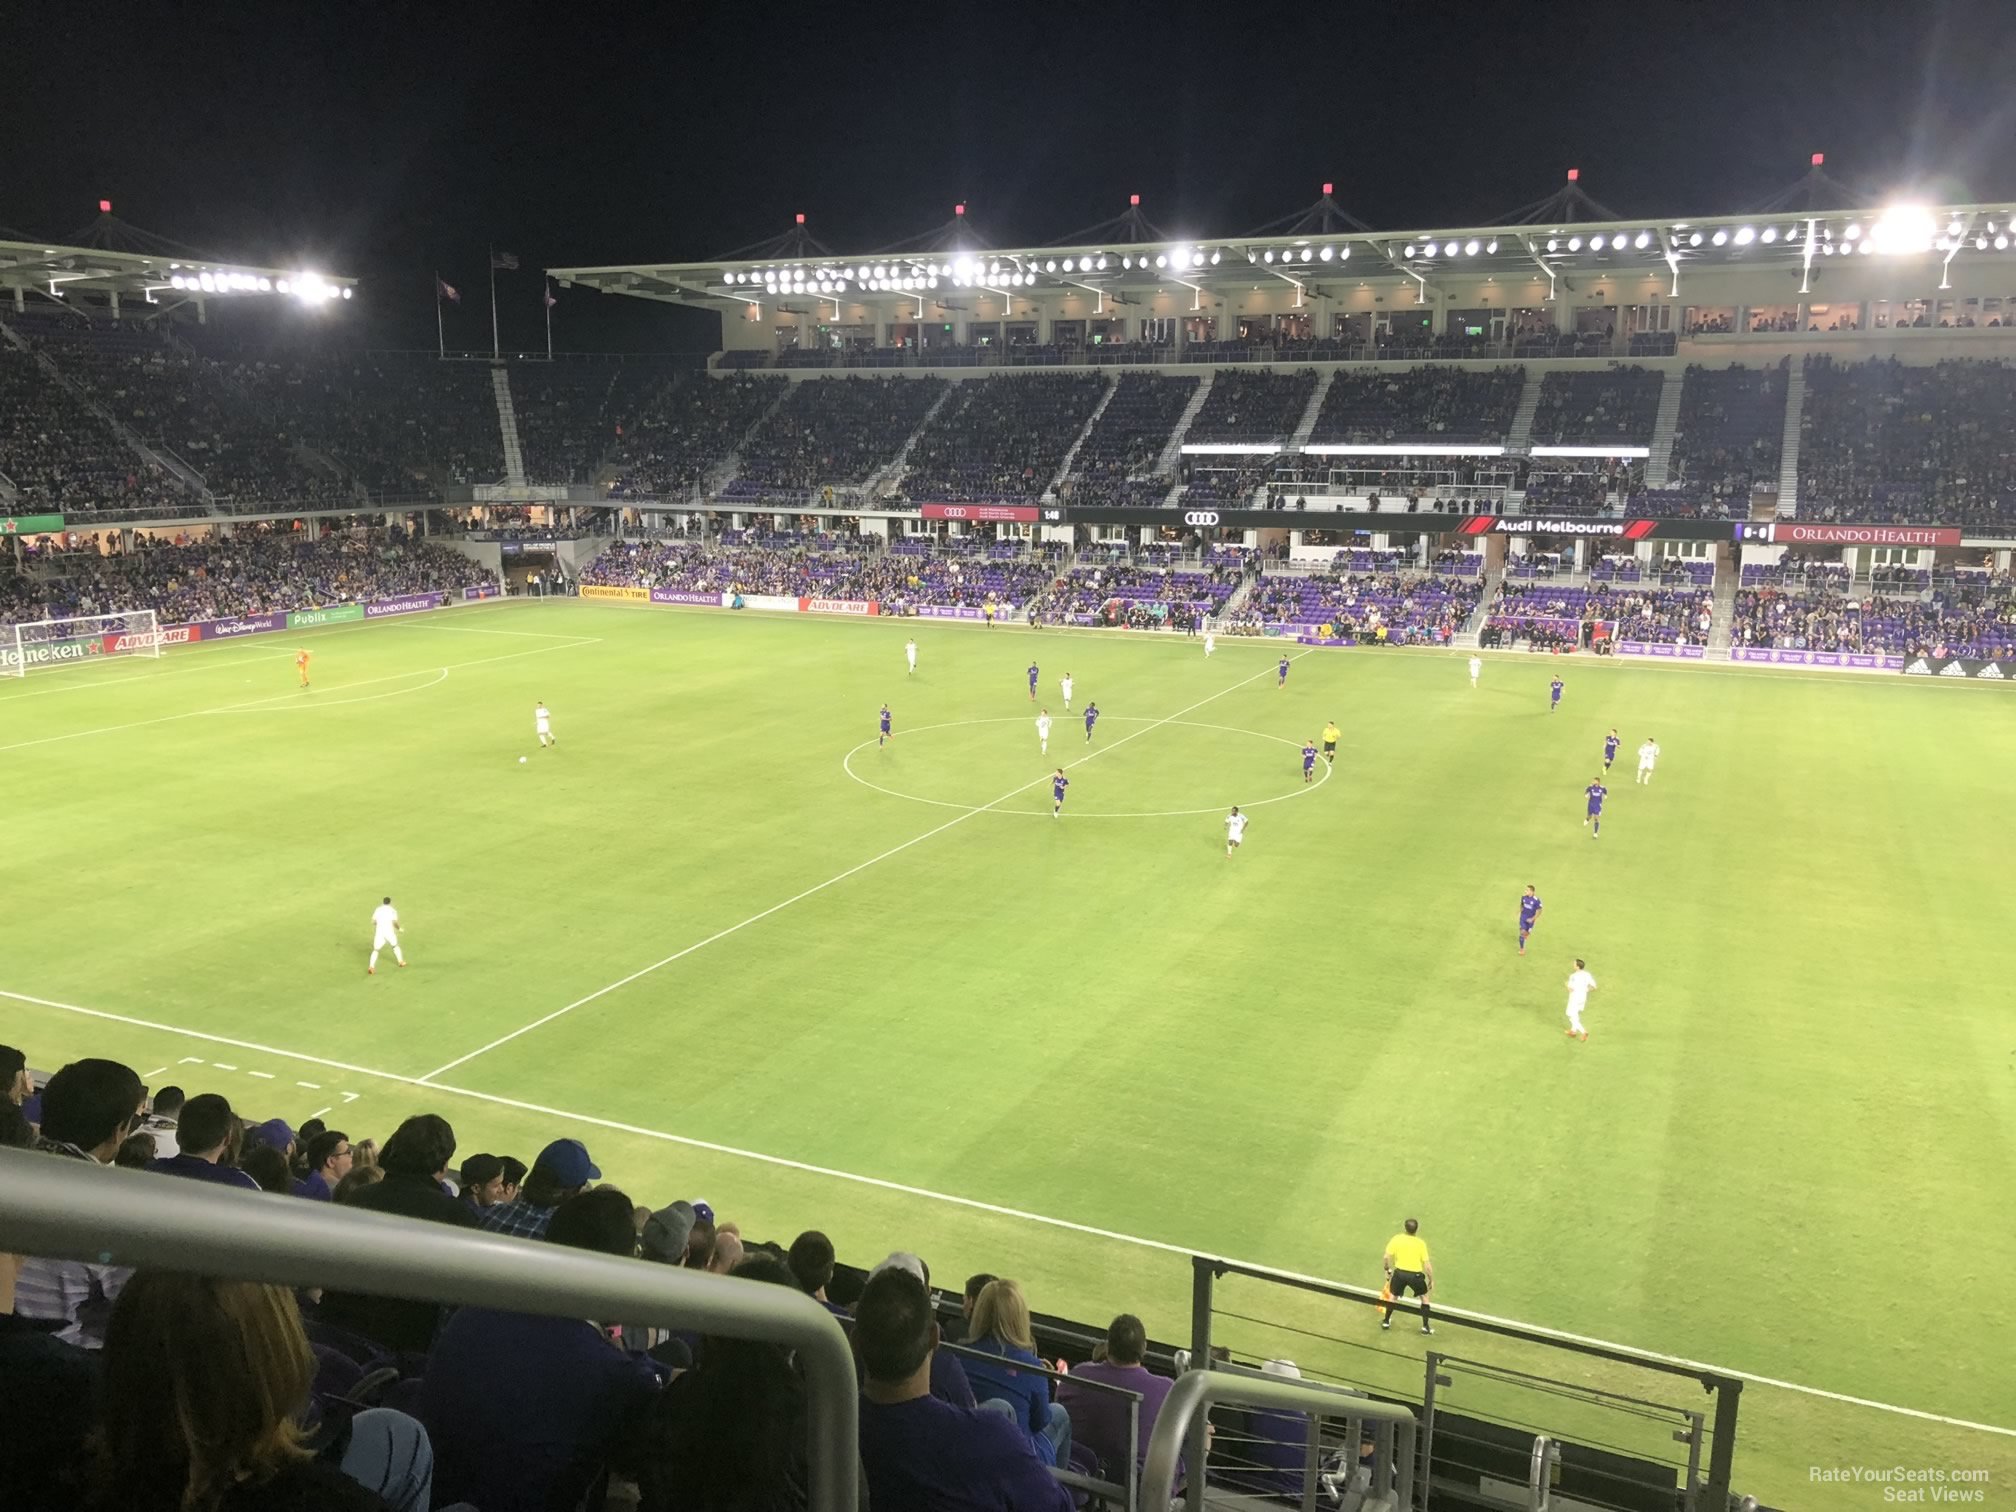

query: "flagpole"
left=435, top=271, right=446, bottom=359
left=489, top=249, right=500, bottom=359
left=544, top=280, right=553, bottom=360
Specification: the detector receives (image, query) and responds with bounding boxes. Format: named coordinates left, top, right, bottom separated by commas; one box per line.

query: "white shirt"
left=1035, top=716, right=1052, bottom=736
left=1469, top=658, right=1482, bottom=676
left=1638, top=741, right=1660, bottom=764
left=1061, top=677, right=1074, bottom=696
left=372, top=903, right=400, bottom=933
left=1566, top=968, right=1597, bottom=1003
left=535, top=704, right=551, bottom=726
left=1225, top=813, right=1248, bottom=841
left=905, top=642, right=917, bottom=661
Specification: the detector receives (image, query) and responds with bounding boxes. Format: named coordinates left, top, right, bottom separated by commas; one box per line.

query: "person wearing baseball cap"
left=477, top=1137, right=600, bottom=1242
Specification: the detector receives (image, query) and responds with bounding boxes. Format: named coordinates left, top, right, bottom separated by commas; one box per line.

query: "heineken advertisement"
left=286, top=604, right=367, bottom=629
left=1, top=513, right=64, bottom=536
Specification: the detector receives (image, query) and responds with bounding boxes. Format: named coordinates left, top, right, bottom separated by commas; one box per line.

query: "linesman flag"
left=490, top=251, right=520, bottom=270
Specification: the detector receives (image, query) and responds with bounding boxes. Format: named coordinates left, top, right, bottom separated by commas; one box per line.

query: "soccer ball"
left=519, top=756, right=528, bottom=764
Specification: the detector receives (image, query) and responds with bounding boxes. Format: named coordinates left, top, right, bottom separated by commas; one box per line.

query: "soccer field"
left=6, top=599, right=2014, bottom=1496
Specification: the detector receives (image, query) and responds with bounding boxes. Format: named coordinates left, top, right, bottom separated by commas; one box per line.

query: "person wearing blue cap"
left=477, top=1137, right=601, bottom=1242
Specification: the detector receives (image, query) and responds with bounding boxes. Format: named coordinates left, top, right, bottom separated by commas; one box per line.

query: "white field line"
left=0, top=638, right=600, bottom=755
left=2, top=981, right=2010, bottom=1439
left=414, top=652, right=1308, bottom=1083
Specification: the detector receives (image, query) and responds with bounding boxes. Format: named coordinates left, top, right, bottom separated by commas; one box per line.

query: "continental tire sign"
left=0, top=638, right=100, bottom=670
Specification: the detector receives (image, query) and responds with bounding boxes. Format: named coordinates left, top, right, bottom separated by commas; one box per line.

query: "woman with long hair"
left=635, top=1255, right=810, bottom=1512
left=962, top=1278, right=1071, bottom=1467
left=91, top=1272, right=438, bottom=1512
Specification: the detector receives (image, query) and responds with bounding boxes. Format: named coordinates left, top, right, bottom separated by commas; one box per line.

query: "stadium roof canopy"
left=551, top=199, right=2016, bottom=311
left=0, top=213, right=358, bottom=312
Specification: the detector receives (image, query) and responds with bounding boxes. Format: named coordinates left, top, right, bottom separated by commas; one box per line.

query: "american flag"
left=436, top=277, right=460, bottom=302
left=490, top=251, right=520, bottom=271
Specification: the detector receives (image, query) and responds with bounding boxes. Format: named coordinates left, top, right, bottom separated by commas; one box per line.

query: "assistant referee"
left=1381, top=1217, right=1434, bottom=1334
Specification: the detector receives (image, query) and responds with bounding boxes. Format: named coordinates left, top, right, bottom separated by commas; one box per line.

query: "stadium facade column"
left=9, top=285, right=22, bottom=313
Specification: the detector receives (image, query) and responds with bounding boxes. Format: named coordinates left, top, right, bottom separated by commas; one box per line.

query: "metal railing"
left=1143, top=1362, right=1419, bottom=1512
left=0, top=1149, right=860, bottom=1512
left=935, top=1338, right=1142, bottom=1510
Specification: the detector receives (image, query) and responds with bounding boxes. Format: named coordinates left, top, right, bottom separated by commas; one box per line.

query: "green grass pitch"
left=5, top=599, right=2013, bottom=1497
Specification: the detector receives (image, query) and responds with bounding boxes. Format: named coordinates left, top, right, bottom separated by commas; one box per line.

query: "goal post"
left=0, top=609, right=163, bottom=678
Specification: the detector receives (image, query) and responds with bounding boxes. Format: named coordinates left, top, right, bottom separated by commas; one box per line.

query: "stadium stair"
left=1642, top=369, right=1685, bottom=488
left=1288, top=368, right=1335, bottom=450
left=490, top=367, right=527, bottom=486
left=1153, top=372, right=1216, bottom=475
left=1214, top=571, right=1259, bottom=622
left=1457, top=562, right=1503, bottom=646
left=1043, top=375, right=1116, bottom=498
left=872, top=381, right=955, bottom=500
left=1502, top=367, right=1543, bottom=454
left=701, top=379, right=794, bottom=499
left=1706, top=567, right=1738, bottom=654
left=1775, top=359, right=1806, bottom=515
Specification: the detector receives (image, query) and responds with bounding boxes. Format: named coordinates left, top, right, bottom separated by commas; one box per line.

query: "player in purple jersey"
left=1602, top=729, right=1621, bottom=771
left=1051, top=769, right=1069, bottom=817
left=878, top=703, right=892, bottom=746
left=1550, top=677, right=1564, bottom=711
left=1302, top=741, right=1318, bottom=782
left=1277, top=655, right=1291, bottom=688
left=1583, top=777, right=1608, bottom=837
left=1518, top=885, right=1543, bottom=954
left=1083, top=702, right=1100, bottom=742
left=1027, top=662, right=1039, bottom=701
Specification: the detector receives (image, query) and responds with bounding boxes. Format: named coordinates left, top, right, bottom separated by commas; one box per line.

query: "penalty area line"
left=414, top=652, right=1308, bottom=1083
left=2, top=981, right=2009, bottom=1439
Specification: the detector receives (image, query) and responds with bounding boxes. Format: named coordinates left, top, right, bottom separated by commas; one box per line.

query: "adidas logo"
left=1938, top=661, right=1968, bottom=677
left=1903, top=657, right=1932, bottom=675
left=1979, top=663, right=2006, bottom=680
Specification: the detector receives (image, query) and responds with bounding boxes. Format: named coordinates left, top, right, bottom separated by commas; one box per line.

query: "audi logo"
left=940, top=507, right=968, bottom=518
left=1183, top=511, right=1221, bottom=526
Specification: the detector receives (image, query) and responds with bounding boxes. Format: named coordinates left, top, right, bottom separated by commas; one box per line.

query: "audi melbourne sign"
left=1183, top=511, right=1221, bottom=526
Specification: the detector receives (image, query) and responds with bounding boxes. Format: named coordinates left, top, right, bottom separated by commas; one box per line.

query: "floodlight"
left=1154, top=254, right=1168, bottom=268
left=1338, top=246, right=1351, bottom=260
left=835, top=280, right=848, bottom=292
left=1403, top=244, right=1416, bottom=258
left=1060, top=258, right=1075, bottom=273
left=1708, top=230, right=1726, bottom=246
left=1483, top=240, right=1496, bottom=254
left=1734, top=226, right=1755, bottom=245
left=1634, top=231, right=1651, bottom=249
left=169, top=275, right=185, bottom=289
left=1121, top=256, right=1134, bottom=269
left=1998, top=235, right=2011, bottom=251
left=1589, top=235, right=1606, bottom=251
left=341, top=287, right=352, bottom=300
left=1209, top=249, right=1221, bottom=264
left=1567, top=236, right=1582, bottom=251
left=1462, top=240, right=1479, bottom=256
left=1842, top=223, right=1861, bottom=241
left=1193, top=250, right=1208, bottom=267
left=198, top=273, right=216, bottom=291
left=1868, top=204, right=1937, bottom=254
left=1261, top=250, right=1273, bottom=263
left=1096, top=255, right=1108, bottom=270
left=1318, top=245, right=1334, bottom=261
left=1437, top=241, right=1454, bottom=257
left=1949, top=218, right=1965, bottom=236
left=1978, top=235, right=1991, bottom=250
left=1760, top=228, right=1778, bottom=244
left=257, top=277, right=272, bottom=291
left=1044, top=259, right=1057, bottom=273
left=1688, top=232, right=1703, bottom=246
left=1544, top=239, right=1557, bottom=252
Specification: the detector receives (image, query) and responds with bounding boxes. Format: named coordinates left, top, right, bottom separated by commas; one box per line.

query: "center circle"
left=841, top=717, right=1333, bottom=819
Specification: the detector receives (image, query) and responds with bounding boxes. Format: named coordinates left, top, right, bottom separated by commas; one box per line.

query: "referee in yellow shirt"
left=1381, top=1217, right=1434, bottom=1334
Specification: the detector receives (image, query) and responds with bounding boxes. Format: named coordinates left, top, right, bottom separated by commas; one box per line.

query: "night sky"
left=10, top=0, right=2016, bottom=352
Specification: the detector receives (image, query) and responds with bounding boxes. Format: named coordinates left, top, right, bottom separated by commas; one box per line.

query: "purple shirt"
left=146, top=1154, right=261, bottom=1191
left=292, top=1171, right=333, bottom=1201
left=1057, top=1361, right=1176, bottom=1477
left=858, top=1392, right=1072, bottom=1512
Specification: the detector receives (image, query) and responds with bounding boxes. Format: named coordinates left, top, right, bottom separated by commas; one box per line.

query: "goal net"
left=0, top=610, right=163, bottom=678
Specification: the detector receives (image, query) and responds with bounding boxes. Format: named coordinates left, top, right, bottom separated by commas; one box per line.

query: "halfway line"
left=414, top=653, right=1304, bottom=1082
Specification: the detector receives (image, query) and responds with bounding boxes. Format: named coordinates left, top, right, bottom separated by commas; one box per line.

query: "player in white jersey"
left=1224, top=806, right=1248, bottom=856
left=1036, top=708, right=1053, bottom=755
left=1060, top=673, right=1074, bottom=711
left=535, top=701, right=555, bottom=748
left=905, top=639, right=918, bottom=674
left=368, top=896, right=406, bottom=975
left=1635, top=737, right=1660, bottom=784
left=1468, top=655, right=1482, bottom=688
left=1204, top=632, right=1216, bottom=657
left=1563, top=958, right=1596, bottom=1040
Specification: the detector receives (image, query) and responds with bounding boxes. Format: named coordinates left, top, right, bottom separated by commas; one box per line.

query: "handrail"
left=1140, top=1366, right=1417, bottom=1512
left=0, top=1150, right=859, bottom=1512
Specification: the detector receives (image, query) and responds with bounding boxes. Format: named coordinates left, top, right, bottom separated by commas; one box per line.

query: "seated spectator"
left=454, top=1151, right=510, bottom=1208
left=423, top=1187, right=664, bottom=1512
left=708, top=1230, right=746, bottom=1276
left=855, top=1265, right=1070, bottom=1512
left=114, top=1132, right=158, bottom=1169
left=1, top=1244, right=100, bottom=1512
left=250, top=1118, right=297, bottom=1162
left=634, top=1254, right=814, bottom=1512
left=90, top=1270, right=439, bottom=1511
left=477, top=1137, right=601, bottom=1241
left=944, top=1272, right=996, bottom=1345
left=14, top=1056, right=144, bottom=1348
left=239, top=1143, right=293, bottom=1194
left=2, top=1042, right=30, bottom=1105
left=316, top=1114, right=477, bottom=1354
left=147, top=1093, right=261, bottom=1190
left=787, top=1229, right=845, bottom=1314
left=332, top=1165, right=385, bottom=1205
left=861, top=1253, right=976, bottom=1410
left=1057, top=1313, right=1176, bottom=1480
left=139, top=1084, right=183, bottom=1159
left=293, top=1129, right=354, bottom=1201
left=962, top=1278, right=1071, bottom=1467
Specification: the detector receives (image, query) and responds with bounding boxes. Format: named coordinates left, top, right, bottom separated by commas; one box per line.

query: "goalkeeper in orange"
left=296, top=648, right=312, bottom=688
